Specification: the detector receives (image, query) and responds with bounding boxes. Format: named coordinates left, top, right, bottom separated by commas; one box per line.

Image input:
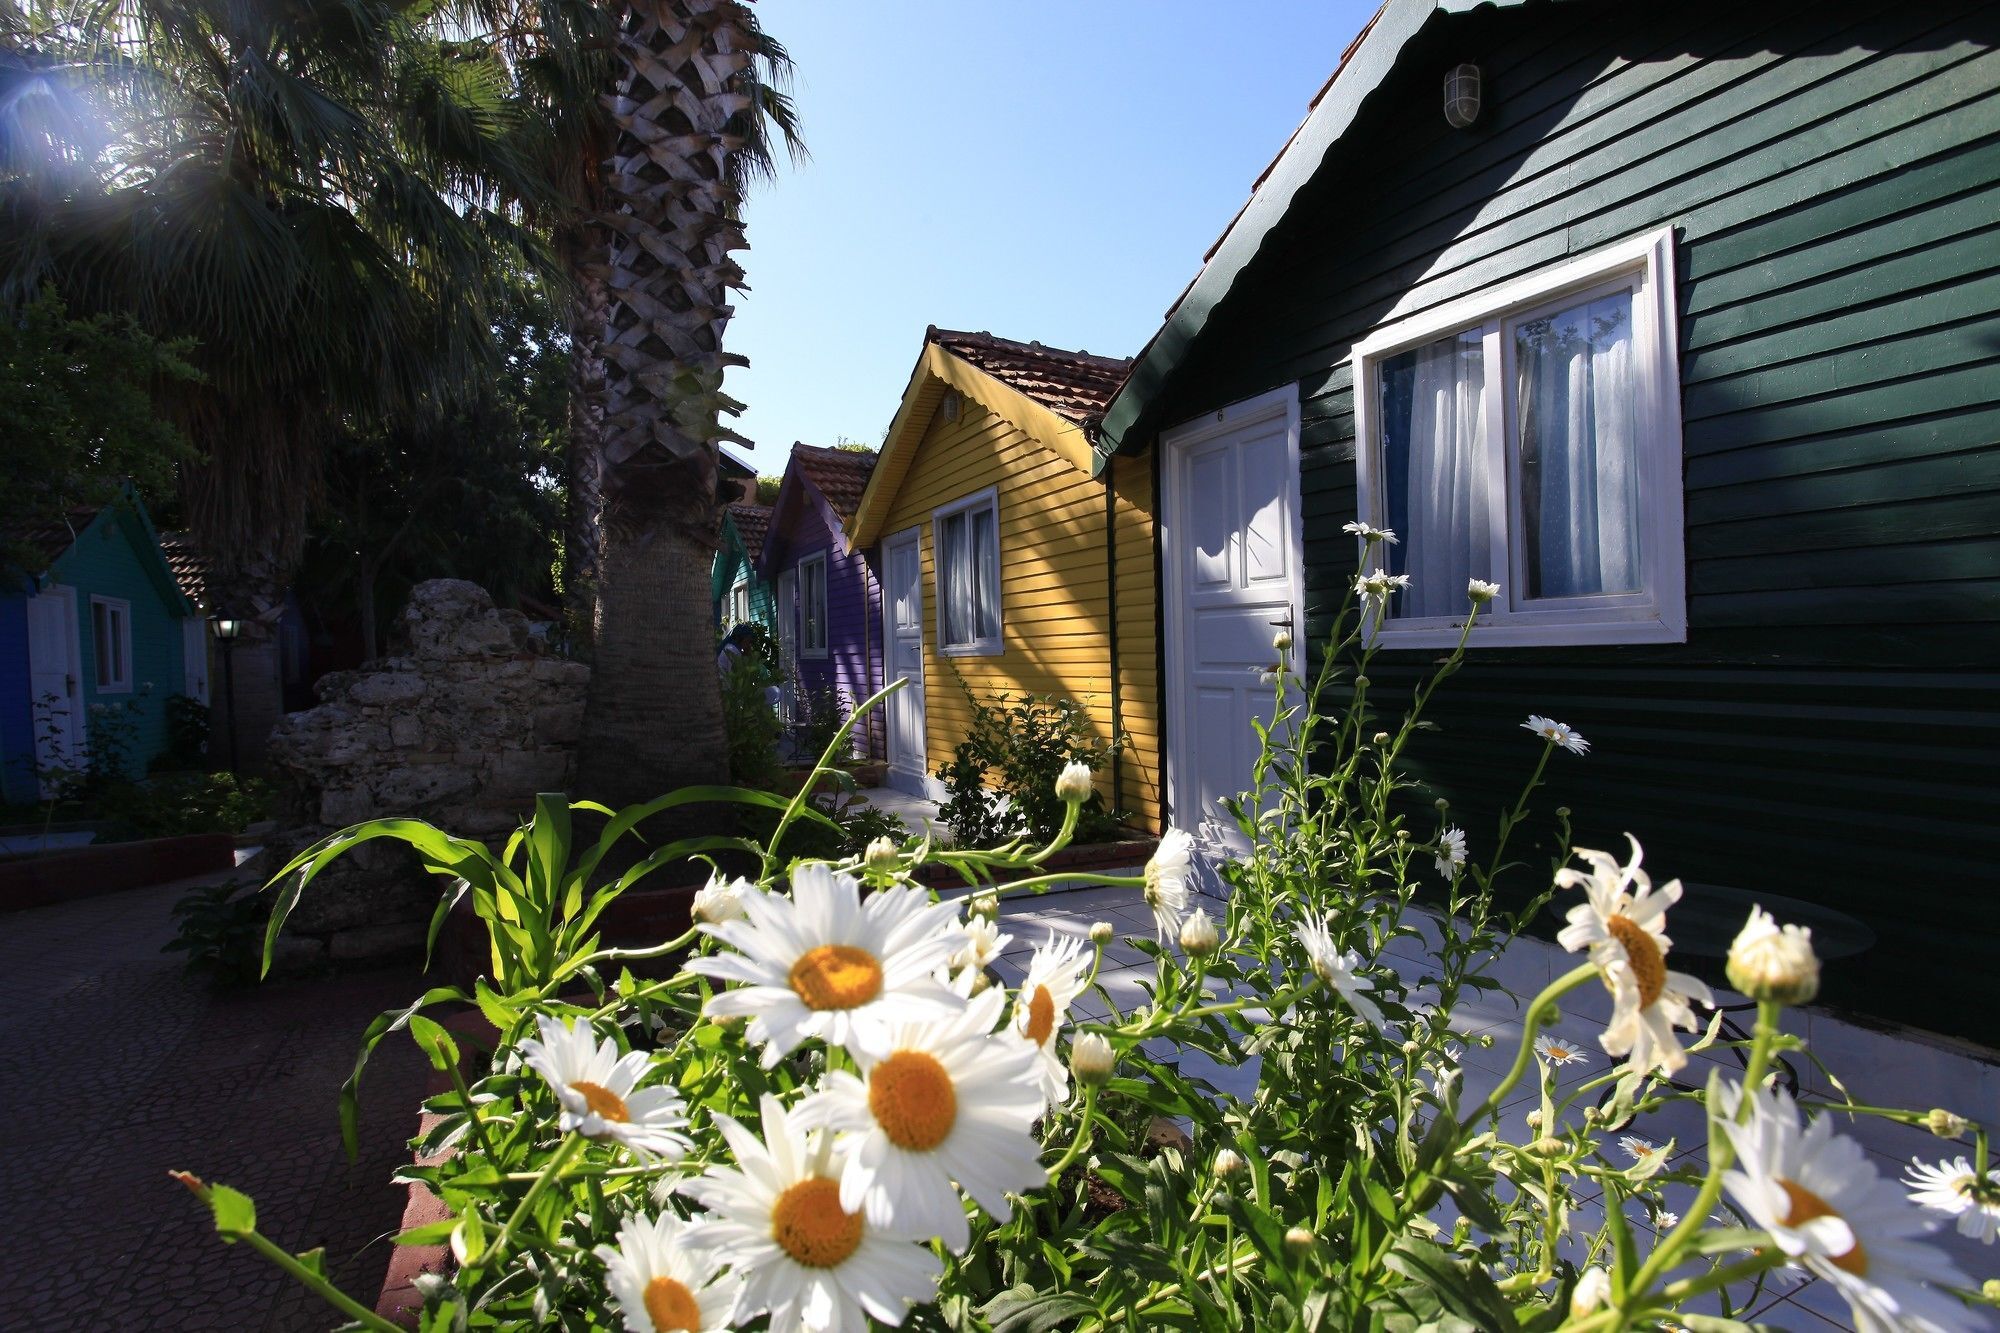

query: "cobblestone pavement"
left=3, top=877, right=429, bottom=1331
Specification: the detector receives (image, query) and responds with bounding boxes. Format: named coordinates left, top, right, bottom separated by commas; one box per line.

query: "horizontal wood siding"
left=1136, top=0, right=2000, bottom=1037
left=0, top=592, right=33, bottom=804
left=880, top=401, right=1162, bottom=831
left=769, top=491, right=882, bottom=758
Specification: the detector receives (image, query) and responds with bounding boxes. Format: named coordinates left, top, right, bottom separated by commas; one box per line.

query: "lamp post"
left=210, top=615, right=244, bottom=773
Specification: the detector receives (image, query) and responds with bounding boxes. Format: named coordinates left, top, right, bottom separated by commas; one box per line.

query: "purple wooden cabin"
left=757, top=444, right=884, bottom=760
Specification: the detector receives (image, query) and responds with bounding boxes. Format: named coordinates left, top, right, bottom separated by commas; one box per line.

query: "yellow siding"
left=879, top=400, right=1161, bottom=833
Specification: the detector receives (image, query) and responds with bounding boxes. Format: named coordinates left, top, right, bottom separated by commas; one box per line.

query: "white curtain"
left=1516, top=292, right=1639, bottom=598
left=942, top=505, right=999, bottom=644
left=1401, top=332, right=1490, bottom=617
left=970, top=505, right=998, bottom=640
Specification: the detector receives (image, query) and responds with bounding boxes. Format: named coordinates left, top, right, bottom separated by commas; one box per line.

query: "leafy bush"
left=157, top=695, right=211, bottom=771
left=178, top=572, right=1990, bottom=1333
left=718, top=625, right=783, bottom=790
left=163, top=880, right=270, bottom=989
left=787, top=681, right=851, bottom=770
left=124, top=772, right=271, bottom=837
left=936, top=678, right=1125, bottom=845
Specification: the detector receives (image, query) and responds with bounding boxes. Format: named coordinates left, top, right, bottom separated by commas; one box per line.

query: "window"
left=798, top=553, right=828, bottom=657
left=933, top=488, right=1002, bottom=655
left=729, top=579, right=751, bottom=625
left=91, top=596, right=132, bottom=692
left=1353, top=228, right=1686, bottom=646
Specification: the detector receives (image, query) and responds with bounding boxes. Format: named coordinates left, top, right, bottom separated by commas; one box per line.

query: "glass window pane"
left=971, top=505, right=998, bottom=641
left=1515, top=290, right=1640, bottom=598
left=940, top=511, right=968, bottom=645
left=1376, top=330, right=1491, bottom=616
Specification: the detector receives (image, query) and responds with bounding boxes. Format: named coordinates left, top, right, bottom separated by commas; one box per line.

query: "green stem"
left=439, top=1039, right=499, bottom=1162
left=1461, top=963, right=1597, bottom=1129
left=238, top=1228, right=405, bottom=1333
left=477, top=1133, right=585, bottom=1269
left=1045, top=1084, right=1100, bottom=1179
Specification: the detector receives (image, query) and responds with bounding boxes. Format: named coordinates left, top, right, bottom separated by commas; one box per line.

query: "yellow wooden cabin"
left=844, top=328, right=1161, bottom=832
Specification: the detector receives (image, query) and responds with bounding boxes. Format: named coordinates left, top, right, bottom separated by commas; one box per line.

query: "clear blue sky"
left=725, top=0, right=1380, bottom=470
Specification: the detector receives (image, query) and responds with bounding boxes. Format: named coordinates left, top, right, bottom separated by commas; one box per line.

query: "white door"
left=774, top=569, right=797, bottom=723
left=881, top=529, right=928, bottom=797
left=1163, top=386, right=1305, bottom=855
left=181, top=617, right=210, bottom=706
left=26, top=587, right=83, bottom=795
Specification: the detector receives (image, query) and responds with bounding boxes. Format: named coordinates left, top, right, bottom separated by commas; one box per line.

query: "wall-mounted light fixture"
left=211, top=616, right=244, bottom=641
left=1444, top=63, right=1482, bottom=129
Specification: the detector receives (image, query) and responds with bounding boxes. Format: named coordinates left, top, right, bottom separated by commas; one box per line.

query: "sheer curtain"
left=1516, top=291, right=1639, bottom=598
left=970, top=504, right=998, bottom=640
left=1394, top=332, right=1490, bottom=618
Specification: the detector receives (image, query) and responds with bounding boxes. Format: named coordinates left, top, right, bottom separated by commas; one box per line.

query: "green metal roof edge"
left=1094, top=0, right=1547, bottom=467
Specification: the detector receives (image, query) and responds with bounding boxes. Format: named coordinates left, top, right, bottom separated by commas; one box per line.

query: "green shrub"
left=719, top=625, right=783, bottom=789
left=788, top=682, right=851, bottom=769
left=935, top=678, right=1125, bottom=845
left=163, top=880, right=270, bottom=988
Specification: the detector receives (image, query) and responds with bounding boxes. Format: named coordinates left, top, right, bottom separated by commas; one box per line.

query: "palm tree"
left=571, top=0, right=801, bottom=806
left=0, top=0, right=546, bottom=766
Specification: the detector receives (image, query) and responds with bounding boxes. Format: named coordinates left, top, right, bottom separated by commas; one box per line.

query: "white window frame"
left=931, top=486, right=1003, bottom=657
left=797, top=551, right=829, bottom=658
left=1352, top=226, right=1687, bottom=647
left=90, top=595, right=133, bottom=693
left=729, top=576, right=752, bottom=626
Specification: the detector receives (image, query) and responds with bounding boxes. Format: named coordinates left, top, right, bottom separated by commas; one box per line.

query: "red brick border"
left=0, top=833, right=236, bottom=911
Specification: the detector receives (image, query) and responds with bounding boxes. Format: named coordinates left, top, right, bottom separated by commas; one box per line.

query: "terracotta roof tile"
left=725, top=502, right=772, bottom=563
left=3, top=506, right=97, bottom=573
left=928, top=327, right=1132, bottom=424
left=790, top=444, right=878, bottom=522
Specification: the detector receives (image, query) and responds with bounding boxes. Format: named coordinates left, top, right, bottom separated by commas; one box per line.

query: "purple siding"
left=764, top=485, right=884, bottom=759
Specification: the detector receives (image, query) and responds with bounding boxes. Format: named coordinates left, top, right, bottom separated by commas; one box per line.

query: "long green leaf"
left=338, top=985, right=469, bottom=1161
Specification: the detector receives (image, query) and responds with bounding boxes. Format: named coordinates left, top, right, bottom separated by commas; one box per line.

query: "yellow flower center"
left=788, top=944, right=884, bottom=1011
left=570, top=1081, right=629, bottom=1123
left=1778, top=1179, right=1867, bottom=1276
left=1023, top=984, right=1057, bottom=1047
left=1605, top=914, right=1666, bottom=1008
left=642, top=1275, right=702, bottom=1331
left=1547, top=1043, right=1575, bottom=1060
left=770, top=1176, right=863, bottom=1269
left=868, top=1050, right=958, bottom=1151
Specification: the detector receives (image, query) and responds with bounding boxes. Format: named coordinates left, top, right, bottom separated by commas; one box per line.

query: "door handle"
left=1267, top=612, right=1294, bottom=631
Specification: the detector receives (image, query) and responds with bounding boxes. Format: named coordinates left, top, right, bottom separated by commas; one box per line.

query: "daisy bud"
left=1555, top=806, right=1571, bottom=818
left=1272, top=628, right=1292, bottom=653
left=1982, top=1279, right=2000, bottom=1302
left=1925, top=1108, right=1971, bottom=1140
left=1571, top=1267, right=1612, bottom=1318
left=863, top=836, right=900, bottom=871
left=1583, top=1106, right=1603, bottom=1125
left=1071, top=1033, right=1115, bottom=1087
left=1179, top=909, right=1219, bottom=959
left=969, top=890, right=1000, bottom=920
left=1212, top=1148, right=1246, bottom=1182
left=1088, top=920, right=1115, bottom=946
left=691, top=873, right=749, bottom=925
left=1353, top=675, right=1369, bottom=689
left=1055, top=760, right=1095, bottom=805
left=1530, top=1136, right=1566, bottom=1158
left=1467, top=578, right=1500, bottom=605
left=1283, top=1225, right=1318, bottom=1259
left=1434, top=797, right=1449, bottom=810
left=1725, top=905, right=1820, bottom=1005
left=1373, top=731, right=1391, bottom=745
left=1525, top=1109, right=1544, bottom=1130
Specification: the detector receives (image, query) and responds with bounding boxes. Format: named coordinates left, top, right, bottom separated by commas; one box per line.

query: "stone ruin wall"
left=259, top=579, right=589, bottom=965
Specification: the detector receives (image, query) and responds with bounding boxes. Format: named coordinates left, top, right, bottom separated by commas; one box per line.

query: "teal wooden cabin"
left=2, top=493, right=200, bottom=804
left=1099, top=0, right=2000, bottom=1038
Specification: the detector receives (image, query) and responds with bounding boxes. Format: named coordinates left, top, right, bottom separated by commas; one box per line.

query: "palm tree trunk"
left=564, top=239, right=609, bottom=645
left=575, top=0, right=755, bottom=804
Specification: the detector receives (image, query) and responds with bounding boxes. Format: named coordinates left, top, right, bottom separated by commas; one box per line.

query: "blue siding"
left=0, top=589, right=33, bottom=805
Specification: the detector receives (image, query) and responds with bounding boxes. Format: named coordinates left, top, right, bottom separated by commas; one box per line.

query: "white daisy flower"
left=1342, top=520, right=1398, bottom=544
left=1013, top=932, right=1091, bottom=1106
left=683, top=1094, right=943, bottom=1332
left=1555, top=837, right=1713, bottom=1076
left=1523, top=714, right=1590, bottom=755
left=688, top=862, right=966, bottom=1066
left=1354, top=568, right=1411, bottom=613
left=1621, top=1135, right=1663, bottom=1162
left=1435, top=826, right=1467, bottom=880
left=1467, top=578, right=1500, bottom=604
left=949, top=915, right=1011, bottom=978
left=518, top=1015, right=692, bottom=1160
left=795, top=985, right=1046, bottom=1253
left=1906, top=1158, right=2000, bottom=1245
left=1144, top=829, right=1195, bottom=942
left=1534, top=1033, right=1590, bottom=1066
left=597, top=1211, right=741, bottom=1333
left=1655, top=1209, right=1681, bottom=1230
left=692, top=871, right=753, bottom=926
left=1296, top=912, right=1387, bottom=1031
left=1571, top=1266, right=1612, bottom=1316
left=1054, top=760, right=1095, bottom=805
left=1720, top=1083, right=1978, bottom=1332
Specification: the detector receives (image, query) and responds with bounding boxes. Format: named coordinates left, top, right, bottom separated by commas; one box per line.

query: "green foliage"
left=164, top=880, right=271, bottom=989
left=157, top=695, right=210, bottom=771
left=0, top=288, right=199, bottom=570
left=118, top=771, right=270, bottom=838
left=788, top=682, right=851, bottom=772
left=936, top=679, right=1125, bottom=845
left=720, top=625, right=784, bottom=789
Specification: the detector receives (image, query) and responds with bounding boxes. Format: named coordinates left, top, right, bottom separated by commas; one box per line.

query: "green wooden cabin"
left=1098, top=0, right=2000, bottom=1040
left=712, top=501, right=776, bottom=634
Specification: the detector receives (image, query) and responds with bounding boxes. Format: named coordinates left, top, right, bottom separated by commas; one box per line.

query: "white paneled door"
left=26, top=586, right=83, bottom=794
left=1162, top=387, right=1304, bottom=855
left=882, top=529, right=928, bottom=797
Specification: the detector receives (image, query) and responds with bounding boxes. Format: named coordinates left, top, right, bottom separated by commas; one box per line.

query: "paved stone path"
left=3, top=877, right=428, bottom=1330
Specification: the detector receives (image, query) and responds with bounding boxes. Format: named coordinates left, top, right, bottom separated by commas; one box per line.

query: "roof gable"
left=1098, top=0, right=1562, bottom=458
left=46, top=492, right=193, bottom=615
left=846, top=328, right=1133, bottom=549
left=759, top=444, right=877, bottom=576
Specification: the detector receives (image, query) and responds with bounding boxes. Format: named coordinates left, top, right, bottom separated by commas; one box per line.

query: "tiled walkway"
left=989, top=881, right=1997, bottom=1331
left=3, top=877, right=428, bottom=1330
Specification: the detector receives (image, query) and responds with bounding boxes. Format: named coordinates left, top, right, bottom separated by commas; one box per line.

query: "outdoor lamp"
left=1444, top=63, right=1482, bottom=128
left=212, top=616, right=244, bottom=640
